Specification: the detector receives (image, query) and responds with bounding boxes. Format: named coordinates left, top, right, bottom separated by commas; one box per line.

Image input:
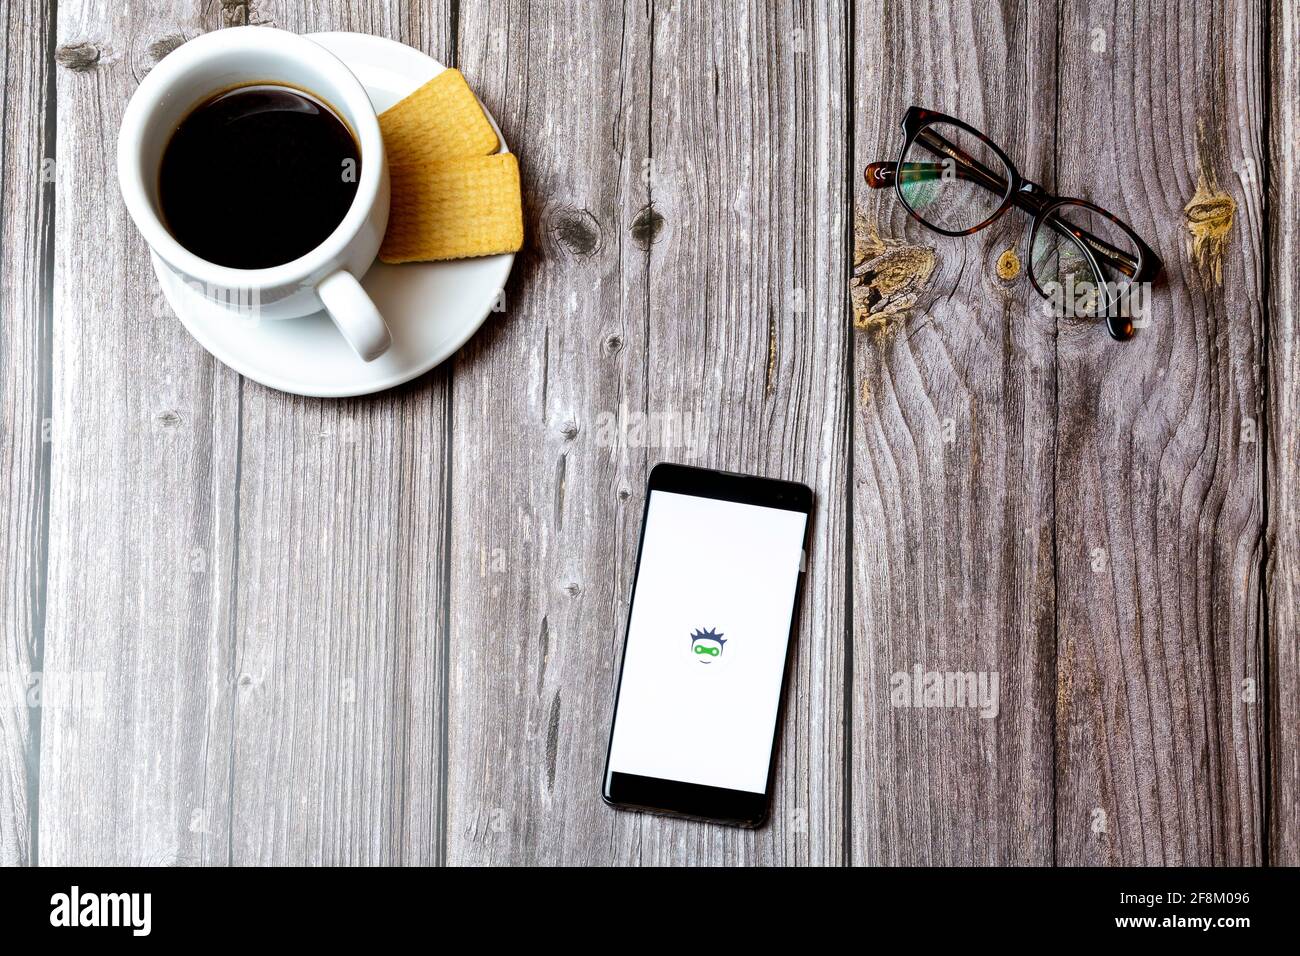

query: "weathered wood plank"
left=19, top=0, right=1286, bottom=867
left=0, top=0, right=55, bottom=867
left=40, top=0, right=240, bottom=865
left=446, top=0, right=848, bottom=864
left=1268, top=0, right=1300, bottom=866
left=631, top=0, right=848, bottom=865
left=444, top=0, right=653, bottom=866
left=222, top=0, right=453, bottom=866
left=1052, top=0, right=1266, bottom=864
left=850, top=2, right=1059, bottom=865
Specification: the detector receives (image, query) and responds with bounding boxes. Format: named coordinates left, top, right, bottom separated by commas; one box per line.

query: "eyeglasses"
left=865, top=107, right=1161, bottom=341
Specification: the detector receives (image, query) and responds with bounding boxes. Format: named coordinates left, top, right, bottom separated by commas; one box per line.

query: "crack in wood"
left=544, top=691, right=562, bottom=792
left=536, top=616, right=549, bottom=698
left=553, top=452, right=567, bottom=532
left=766, top=313, right=777, bottom=394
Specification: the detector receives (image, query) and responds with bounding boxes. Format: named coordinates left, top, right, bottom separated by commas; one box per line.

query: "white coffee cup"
left=118, top=26, right=392, bottom=361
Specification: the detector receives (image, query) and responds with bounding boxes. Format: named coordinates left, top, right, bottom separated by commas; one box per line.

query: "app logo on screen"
left=690, top=627, right=726, bottom=663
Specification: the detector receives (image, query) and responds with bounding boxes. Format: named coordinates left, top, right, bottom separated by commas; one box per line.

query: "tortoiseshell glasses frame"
left=865, top=107, right=1162, bottom=341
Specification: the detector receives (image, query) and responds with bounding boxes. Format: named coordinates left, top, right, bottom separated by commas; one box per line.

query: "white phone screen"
left=607, top=490, right=807, bottom=794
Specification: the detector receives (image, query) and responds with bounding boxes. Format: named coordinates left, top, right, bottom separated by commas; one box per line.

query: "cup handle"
left=316, top=269, right=391, bottom=362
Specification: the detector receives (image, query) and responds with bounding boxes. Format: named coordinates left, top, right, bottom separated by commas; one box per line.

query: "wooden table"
left=0, top=0, right=1295, bottom=866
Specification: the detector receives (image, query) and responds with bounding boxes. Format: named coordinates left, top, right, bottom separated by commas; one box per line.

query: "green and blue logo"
left=690, top=628, right=726, bottom=663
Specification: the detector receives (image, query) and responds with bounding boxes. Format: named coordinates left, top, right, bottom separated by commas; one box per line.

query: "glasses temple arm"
left=864, top=160, right=1007, bottom=192
left=913, top=127, right=1009, bottom=194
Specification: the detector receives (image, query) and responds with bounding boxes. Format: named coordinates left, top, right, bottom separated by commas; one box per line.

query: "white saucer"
left=152, top=32, right=515, bottom=398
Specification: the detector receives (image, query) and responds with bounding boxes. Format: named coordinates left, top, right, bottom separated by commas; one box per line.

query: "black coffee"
left=159, top=84, right=360, bottom=270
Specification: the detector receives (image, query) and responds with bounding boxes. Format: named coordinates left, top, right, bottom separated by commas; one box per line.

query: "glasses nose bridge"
left=1014, top=178, right=1056, bottom=219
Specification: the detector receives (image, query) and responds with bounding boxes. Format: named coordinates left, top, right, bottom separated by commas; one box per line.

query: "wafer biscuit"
left=379, top=153, right=523, bottom=263
left=378, top=69, right=499, bottom=166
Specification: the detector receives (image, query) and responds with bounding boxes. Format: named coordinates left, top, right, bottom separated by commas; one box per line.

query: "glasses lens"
left=898, top=121, right=1011, bottom=232
left=1031, top=202, right=1144, bottom=322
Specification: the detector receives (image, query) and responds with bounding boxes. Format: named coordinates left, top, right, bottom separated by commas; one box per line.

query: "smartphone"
left=601, top=462, right=813, bottom=827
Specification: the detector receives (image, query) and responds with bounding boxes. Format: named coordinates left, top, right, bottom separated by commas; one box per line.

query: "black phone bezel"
left=601, top=461, right=813, bottom=828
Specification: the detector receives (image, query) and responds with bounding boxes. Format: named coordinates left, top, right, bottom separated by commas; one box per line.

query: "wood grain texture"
left=1052, top=0, right=1266, bottom=865
left=636, top=0, right=848, bottom=865
left=850, top=2, right=1060, bottom=865
left=221, top=0, right=453, bottom=866
left=1268, top=0, right=1300, bottom=867
left=444, top=0, right=654, bottom=866
left=40, top=0, right=240, bottom=865
left=0, top=0, right=55, bottom=867
left=5, top=0, right=1293, bottom=866
left=446, top=0, right=848, bottom=864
